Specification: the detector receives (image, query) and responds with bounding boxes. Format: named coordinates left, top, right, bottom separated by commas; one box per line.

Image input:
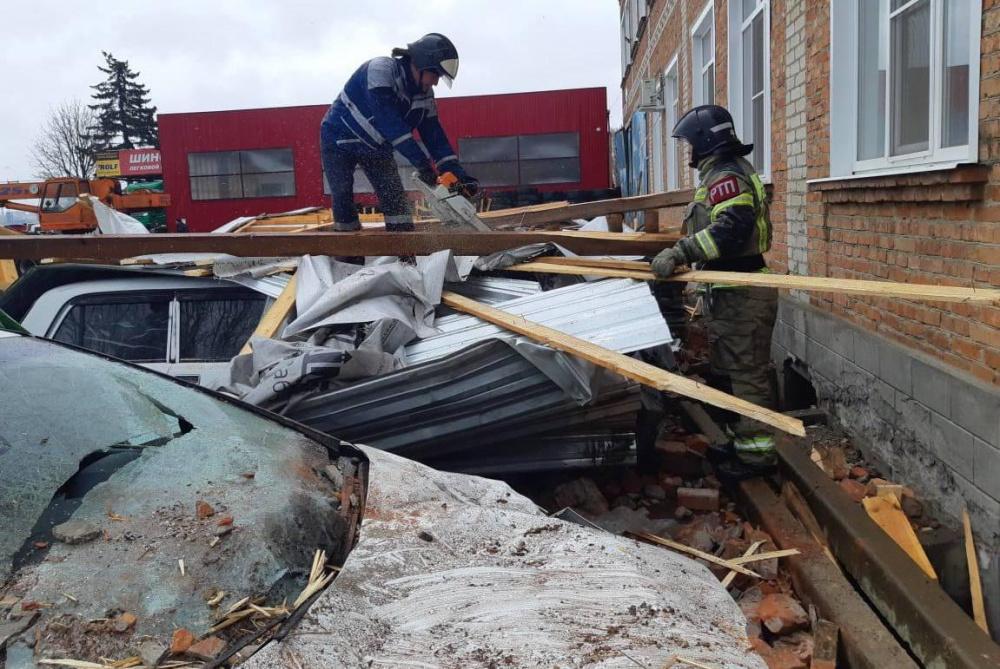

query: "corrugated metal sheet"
left=428, top=432, right=636, bottom=475
left=443, top=276, right=542, bottom=305
left=405, top=278, right=671, bottom=364
left=228, top=272, right=292, bottom=299
left=283, top=340, right=641, bottom=466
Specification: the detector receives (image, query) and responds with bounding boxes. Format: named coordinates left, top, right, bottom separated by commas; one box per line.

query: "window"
left=692, top=3, right=716, bottom=107
left=665, top=59, right=681, bottom=191
left=729, top=0, right=770, bottom=176
left=518, top=133, right=581, bottom=185
left=39, top=181, right=80, bottom=213
left=831, top=0, right=980, bottom=175
left=188, top=149, right=295, bottom=200
left=52, top=295, right=170, bottom=362
left=650, top=92, right=665, bottom=193
left=178, top=294, right=266, bottom=362
left=459, top=136, right=519, bottom=187
left=458, top=133, right=581, bottom=188
left=620, top=0, right=649, bottom=76
left=621, top=9, right=632, bottom=76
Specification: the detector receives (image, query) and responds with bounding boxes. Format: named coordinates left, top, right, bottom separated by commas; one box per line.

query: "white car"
left=2, top=264, right=268, bottom=385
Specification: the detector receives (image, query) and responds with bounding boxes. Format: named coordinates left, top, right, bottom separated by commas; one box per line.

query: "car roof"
left=0, top=263, right=249, bottom=321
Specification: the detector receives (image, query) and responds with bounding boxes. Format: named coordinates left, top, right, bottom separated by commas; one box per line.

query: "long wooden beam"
left=508, top=259, right=1000, bottom=304
left=0, top=231, right=678, bottom=260
left=439, top=291, right=805, bottom=437
left=239, top=272, right=298, bottom=355
left=478, top=190, right=694, bottom=228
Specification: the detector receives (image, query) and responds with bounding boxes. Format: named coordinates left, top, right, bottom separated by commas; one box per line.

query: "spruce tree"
left=89, top=51, right=159, bottom=150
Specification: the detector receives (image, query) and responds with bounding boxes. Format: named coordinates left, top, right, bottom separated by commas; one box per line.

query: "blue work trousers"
left=320, top=141, right=414, bottom=232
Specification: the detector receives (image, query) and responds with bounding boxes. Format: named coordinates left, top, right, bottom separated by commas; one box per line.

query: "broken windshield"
left=0, top=334, right=364, bottom=664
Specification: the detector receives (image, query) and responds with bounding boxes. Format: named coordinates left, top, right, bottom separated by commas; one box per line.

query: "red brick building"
left=158, top=88, right=612, bottom=232
left=620, top=0, right=999, bottom=635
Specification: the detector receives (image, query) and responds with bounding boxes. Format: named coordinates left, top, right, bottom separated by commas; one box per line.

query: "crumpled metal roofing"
left=404, top=278, right=671, bottom=364
left=443, top=276, right=542, bottom=305
left=228, top=272, right=293, bottom=299
left=283, top=339, right=640, bottom=466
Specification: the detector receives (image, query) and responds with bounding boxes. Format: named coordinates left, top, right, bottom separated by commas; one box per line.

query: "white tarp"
left=283, top=252, right=455, bottom=340
left=243, top=446, right=765, bottom=669
left=89, top=196, right=148, bottom=235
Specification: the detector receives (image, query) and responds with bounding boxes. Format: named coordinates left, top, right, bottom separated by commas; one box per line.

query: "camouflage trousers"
left=704, top=285, right=779, bottom=465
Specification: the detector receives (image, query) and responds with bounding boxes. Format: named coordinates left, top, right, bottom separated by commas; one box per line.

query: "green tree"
left=89, top=51, right=158, bottom=150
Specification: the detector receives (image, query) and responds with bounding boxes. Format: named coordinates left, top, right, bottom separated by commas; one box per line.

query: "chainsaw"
left=412, top=171, right=491, bottom=232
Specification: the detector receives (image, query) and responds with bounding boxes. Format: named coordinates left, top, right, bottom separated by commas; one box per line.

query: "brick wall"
left=802, top=2, right=1000, bottom=386
left=622, top=0, right=1000, bottom=633
left=783, top=0, right=808, bottom=279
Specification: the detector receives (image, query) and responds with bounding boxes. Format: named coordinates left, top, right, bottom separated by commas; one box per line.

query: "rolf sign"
left=96, top=149, right=162, bottom=178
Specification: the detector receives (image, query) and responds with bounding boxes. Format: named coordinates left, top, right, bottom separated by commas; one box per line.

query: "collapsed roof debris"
left=240, top=447, right=767, bottom=669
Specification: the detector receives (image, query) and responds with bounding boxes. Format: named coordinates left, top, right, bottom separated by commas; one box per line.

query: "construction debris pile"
left=519, top=411, right=818, bottom=669
left=141, top=227, right=679, bottom=474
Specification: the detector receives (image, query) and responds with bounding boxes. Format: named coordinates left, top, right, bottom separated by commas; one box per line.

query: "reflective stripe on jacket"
left=682, top=155, right=771, bottom=263
left=320, top=56, right=458, bottom=170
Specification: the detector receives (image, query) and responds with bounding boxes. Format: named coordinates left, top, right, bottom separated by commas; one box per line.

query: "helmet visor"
left=438, top=57, right=458, bottom=87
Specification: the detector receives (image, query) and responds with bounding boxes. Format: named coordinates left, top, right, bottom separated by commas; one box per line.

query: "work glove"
left=417, top=166, right=438, bottom=187
left=650, top=245, right=689, bottom=279
left=438, top=161, right=479, bottom=197
left=457, top=173, right=479, bottom=198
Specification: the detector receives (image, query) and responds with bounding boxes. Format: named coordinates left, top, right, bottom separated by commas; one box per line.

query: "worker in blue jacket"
left=320, top=33, right=477, bottom=232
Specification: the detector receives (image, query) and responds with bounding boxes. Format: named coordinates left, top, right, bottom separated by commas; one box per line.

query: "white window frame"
left=650, top=81, right=666, bottom=193
left=829, top=0, right=981, bottom=177
left=691, top=2, right=716, bottom=108
left=620, top=6, right=633, bottom=77
left=728, top=0, right=771, bottom=178
left=665, top=57, right=681, bottom=191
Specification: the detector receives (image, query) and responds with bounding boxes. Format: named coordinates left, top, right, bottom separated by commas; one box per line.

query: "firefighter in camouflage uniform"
left=651, top=104, right=778, bottom=476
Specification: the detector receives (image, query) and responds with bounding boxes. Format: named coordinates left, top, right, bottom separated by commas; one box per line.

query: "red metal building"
left=158, top=87, right=611, bottom=232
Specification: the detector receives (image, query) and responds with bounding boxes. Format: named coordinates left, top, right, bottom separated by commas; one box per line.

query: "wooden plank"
left=875, top=483, right=904, bottom=499
left=239, top=272, right=298, bottom=355
left=862, top=494, right=937, bottom=581
left=781, top=481, right=835, bottom=562
left=0, top=230, right=681, bottom=261
left=962, top=507, right=989, bottom=634
left=182, top=268, right=213, bottom=277
left=439, top=291, right=805, bottom=437
left=508, top=260, right=1000, bottom=304
left=811, top=619, right=839, bottom=669
left=628, top=531, right=762, bottom=577
left=480, top=189, right=694, bottom=228
left=679, top=400, right=729, bottom=447
left=728, top=547, right=801, bottom=564
left=0, top=259, right=18, bottom=290
left=721, top=540, right=766, bottom=588
left=740, top=477, right=919, bottom=669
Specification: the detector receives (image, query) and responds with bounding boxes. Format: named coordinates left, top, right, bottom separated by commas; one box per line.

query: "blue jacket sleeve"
left=417, top=116, right=459, bottom=168
left=369, top=88, right=432, bottom=170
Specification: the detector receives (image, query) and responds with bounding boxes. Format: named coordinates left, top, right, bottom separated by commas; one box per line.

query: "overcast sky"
left=0, top=1, right=623, bottom=181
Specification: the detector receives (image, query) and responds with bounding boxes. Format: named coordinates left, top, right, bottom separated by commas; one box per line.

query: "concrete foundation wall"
left=772, top=295, right=1000, bottom=635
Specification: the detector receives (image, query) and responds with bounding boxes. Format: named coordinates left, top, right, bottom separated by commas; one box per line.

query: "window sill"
left=807, top=163, right=988, bottom=204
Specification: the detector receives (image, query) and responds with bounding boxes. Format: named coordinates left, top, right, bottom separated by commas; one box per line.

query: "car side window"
left=178, top=293, right=266, bottom=362
left=52, top=296, right=170, bottom=362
